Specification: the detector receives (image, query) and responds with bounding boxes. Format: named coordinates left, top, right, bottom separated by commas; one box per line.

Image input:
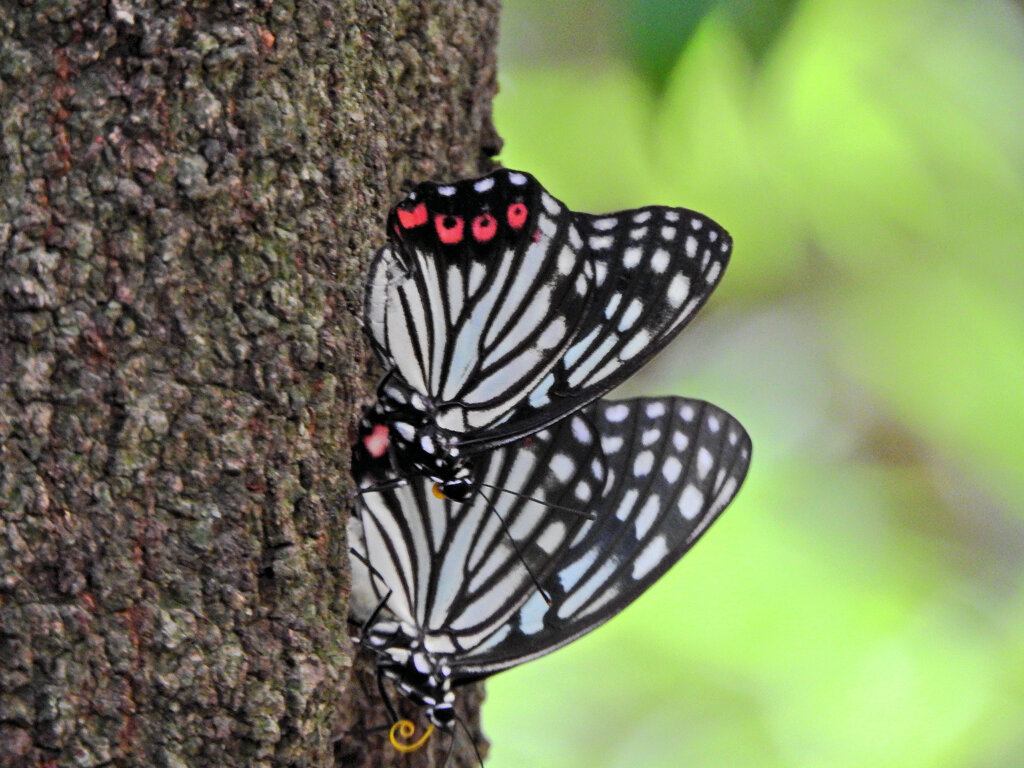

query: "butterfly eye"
left=434, top=214, right=464, bottom=244
left=397, top=202, right=428, bottom=229
left=506, top=202, right=528, bottom=229
left=471, top=213, right=497, bottom=242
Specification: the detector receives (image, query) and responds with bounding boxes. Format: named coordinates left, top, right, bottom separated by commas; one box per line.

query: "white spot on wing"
left=508, top=172, right=528, bottom=185
left=651, top=248, right=670, bottom=273
left=667, top=273, right=690, bottom=308
left=605, top=404, right=629, bottom=423
left=604, top=292, right=622, bottom=319
left=662, top=456, right=682, bottom=482
left=537, top=521, right=567, bottom=553
left=641, top=428, right=660, bottom=446
left=558, top=245, right=576, bottom=274
left=633, top=210, right=652, bottom=224
left=551, top=453, right=575, bottom=482
left=661, top=226, right=676, bottom=240
left=685, top=235, right=698, bottom=258
left=618, top=298, right=643, bottom=331
left=528, top=372, right=555, bottom=407
left=517, top=591, right=549, bottom=635
left=632, top=535, right=668, bottom=579
left=424, top=634, right=457, bottom=654
left=707, top=414, right=721, bottom=432
left=474, top=177, right=495, bottom=192
left=557, top=557, right=619, bottom=619
left=645, top=401, right=666, bottom=418
left=558, top=547, right=598, bottom=590
left=589, top=235, right=613, bottom=250
left=619, top=329, right=652, bottom=360
left=468, top=260, right=486, bottom=295
left=542, top=192, right=560, bottom=214
left=438, top=185, right=456, bottom=196
left=616, top=488, right=638, bottom=520
left=697, top=447, right=714, bottom=479
left=678, top=485, right=704, bottom=519
left=633, top=450, right=654, bottom=477
left=680, top=404, right=695, bottom=421
left=635, top=494, right=661, bottom=538
left=623, top=246, right=642, bottom=268
left=706, top=261, right=722, bottom=284
left=575, top=481, right=592, bottom=502
left=571, top=416, right=591, bottom=444
left=601, top=435, right=623, bottom=454
left=691, top=218, right=703, bottom=230
left=672, top=431, right=689, bottom=451
left=592, top=217, right=617, bottom=231
left=630, top=227, right=647, bottom=241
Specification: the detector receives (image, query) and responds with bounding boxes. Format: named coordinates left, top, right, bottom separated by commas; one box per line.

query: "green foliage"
left=487, top=1, right=1024, bottom=765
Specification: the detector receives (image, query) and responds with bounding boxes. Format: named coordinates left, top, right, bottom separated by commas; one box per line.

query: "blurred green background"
left=483, top=1, right=1024, bottom=766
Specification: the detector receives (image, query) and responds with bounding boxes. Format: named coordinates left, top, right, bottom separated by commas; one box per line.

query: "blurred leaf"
left=621, top=0, right=801, bottom=90
left=488, top=1, right=1024, bottom=765
left=653, top=17, right=807, bottom=299
left=495, top=65, right=655, bottom=211
left=827, top=262, right=1024, bottom=514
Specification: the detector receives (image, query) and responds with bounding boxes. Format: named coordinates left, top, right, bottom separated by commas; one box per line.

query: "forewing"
left=349, top=411, right=608, bottom=651
left=452, top=396, right=751, bottom=678
left=363, top=170, right=593, bottom=434
left=462, top=206, right=732, bottom=450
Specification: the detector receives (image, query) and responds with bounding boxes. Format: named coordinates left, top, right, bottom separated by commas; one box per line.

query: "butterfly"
left=349, top=396, right=751, bottom=739
left=357, top=169, right=733, bottom=499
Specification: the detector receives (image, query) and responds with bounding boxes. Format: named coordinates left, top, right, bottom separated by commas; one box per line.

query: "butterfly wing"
left=449, top=396, right=751, bottom=679
left=461, top=207, right=733, bottom=451
left=364, top=170, right=594, bottom=434
left=349, top=411, right=609, bottom=650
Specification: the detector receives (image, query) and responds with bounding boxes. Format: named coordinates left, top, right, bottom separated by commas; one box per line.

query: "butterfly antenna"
left=475, top=486, right=552, bottom=605
left=375, top=668, right=400, bottom=725
left=476, top=482, right=596, bottom=520
left=454, top=712, right=486, bottom=768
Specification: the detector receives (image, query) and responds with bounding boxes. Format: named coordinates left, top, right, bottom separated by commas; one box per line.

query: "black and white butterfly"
left=349, top=396, right=751, bottom=732
left=357, top=169, right=733, bottom=499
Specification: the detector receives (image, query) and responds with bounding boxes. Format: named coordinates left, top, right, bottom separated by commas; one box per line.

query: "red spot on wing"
left=507, top=202, right=528, bottom=230
left=532, top=229, right=541, bottom=243
left=435, top=214, right=465, bottom=244
left=471, top=213, right=497, bottom=242
left=397, top=202, right=428, bottom=229
left=363, top=424, right=390, bottom=458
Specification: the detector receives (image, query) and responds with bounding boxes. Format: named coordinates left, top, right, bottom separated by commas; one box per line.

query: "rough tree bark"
left=0, top=2, right=501, bottom=767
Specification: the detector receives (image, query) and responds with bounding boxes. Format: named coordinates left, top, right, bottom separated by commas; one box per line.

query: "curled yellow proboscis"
left=389, top=719, right=435, bottom=753
left=431, top=483, right=447, bottom=500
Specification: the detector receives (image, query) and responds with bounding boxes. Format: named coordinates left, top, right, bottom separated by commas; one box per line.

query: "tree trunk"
left=0, top=2, right=501, bottom=767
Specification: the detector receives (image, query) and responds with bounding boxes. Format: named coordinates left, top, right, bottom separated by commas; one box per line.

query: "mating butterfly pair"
left=349, top=169, right=750, bottom=745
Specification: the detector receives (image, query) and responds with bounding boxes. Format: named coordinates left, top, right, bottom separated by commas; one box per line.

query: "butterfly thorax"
left=353, top=393, right=478, bottom=502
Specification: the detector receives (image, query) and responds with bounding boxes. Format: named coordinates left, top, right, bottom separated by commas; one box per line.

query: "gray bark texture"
left=0, top=1, right=501, bottom=766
